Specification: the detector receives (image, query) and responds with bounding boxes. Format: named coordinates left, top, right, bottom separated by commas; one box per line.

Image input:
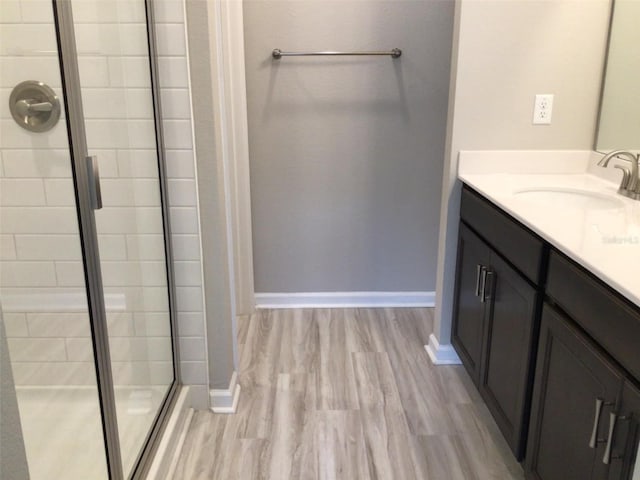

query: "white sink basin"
left=514, top=187, right=625, bottom=210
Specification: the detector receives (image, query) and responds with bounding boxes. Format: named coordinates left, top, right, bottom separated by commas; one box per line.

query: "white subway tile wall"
left=153, top=0, right=209, bottom=402
left=0, top=1, right=207, bottom=396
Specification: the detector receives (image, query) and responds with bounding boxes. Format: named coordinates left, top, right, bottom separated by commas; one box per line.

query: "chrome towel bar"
left=272, top=48, right=402, bottom=59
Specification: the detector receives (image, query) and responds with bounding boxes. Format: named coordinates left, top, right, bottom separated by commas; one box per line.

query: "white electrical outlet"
left=533, top=94, right=554, bottom=125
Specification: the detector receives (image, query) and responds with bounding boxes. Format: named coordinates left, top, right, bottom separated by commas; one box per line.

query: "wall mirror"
left=596, top=0, right=640, bottom=152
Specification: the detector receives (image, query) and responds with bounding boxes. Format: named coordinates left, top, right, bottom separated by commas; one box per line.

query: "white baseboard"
left=425, top=333, right=462, bottom=365
left=145, top=386, right=192, bottom=480
left=209, top=371, right=241, bottom=413
left=254, top=291, right=435, bottom=309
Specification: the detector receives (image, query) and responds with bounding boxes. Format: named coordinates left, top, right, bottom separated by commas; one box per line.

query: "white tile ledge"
left=145, top=386, right=192, bottom=480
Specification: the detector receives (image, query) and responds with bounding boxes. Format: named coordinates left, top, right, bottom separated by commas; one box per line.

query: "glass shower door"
left=1, top=0, right=178, bottom=478
left=68, top=1, right=176, bottom=476
left=0, top=2, right=109, bottom=478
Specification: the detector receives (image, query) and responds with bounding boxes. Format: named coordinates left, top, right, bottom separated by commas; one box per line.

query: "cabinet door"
left=608, top=382, right=640, bottom=480
left=526, top=304, right=623, bottom=480
left=480, top=252, right=538, bottom=460
left=452, top=223, right=492, bottom=384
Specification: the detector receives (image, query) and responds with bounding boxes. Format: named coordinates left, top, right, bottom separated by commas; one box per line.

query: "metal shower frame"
left=52, top=1, right=181, bottom=478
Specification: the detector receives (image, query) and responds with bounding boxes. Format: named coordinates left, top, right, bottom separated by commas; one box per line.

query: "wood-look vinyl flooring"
left=172, top=308, right=525, bottom=480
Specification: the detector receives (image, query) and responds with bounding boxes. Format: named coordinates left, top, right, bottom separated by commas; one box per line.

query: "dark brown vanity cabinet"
left=478, top=250, right=539, bottom=460
left=525, top=251, right=640, bottom=480
left=610, top=382, right=640, bottom=480
left=525, top=304, right=640, bottom=480
left=451, top=223, right=491, bottom=384
left=525, top=304, right=623, bottom=480
left=453, top=187, right=544, bottom=460
left=454, top=185, right=640, bottom=476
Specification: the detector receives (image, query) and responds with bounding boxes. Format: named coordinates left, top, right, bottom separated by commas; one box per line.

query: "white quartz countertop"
left=458, top=151, right=640, bottom=307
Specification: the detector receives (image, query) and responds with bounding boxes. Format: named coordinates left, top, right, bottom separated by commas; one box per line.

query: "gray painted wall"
left=0, top=309, right=30, bottom=480
left=244, top=0, right=454, bottom=293
left=434, top=0, right=611, bottom=345
left=185, top=2, right=238, bottom=390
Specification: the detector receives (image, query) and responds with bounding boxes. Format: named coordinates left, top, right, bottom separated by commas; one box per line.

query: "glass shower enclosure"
left=0, top=1, right=179, bottom=478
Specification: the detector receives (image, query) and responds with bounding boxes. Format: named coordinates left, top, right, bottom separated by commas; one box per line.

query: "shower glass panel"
left=0, top=2, right=109, bottom=479
left=1, top=0, right=177, bottom=478
left=70, top=0, right=175, bottom=476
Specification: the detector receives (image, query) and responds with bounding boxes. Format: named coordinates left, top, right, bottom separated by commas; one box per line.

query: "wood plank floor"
left=172, top=308, right=525, bottom=479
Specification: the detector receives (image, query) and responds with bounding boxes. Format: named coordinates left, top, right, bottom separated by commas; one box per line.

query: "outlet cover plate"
left=533, top=94, right=553, bottom=125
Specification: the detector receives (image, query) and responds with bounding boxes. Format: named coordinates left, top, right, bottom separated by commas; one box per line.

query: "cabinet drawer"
left=460, top=185, right=544, bottom=284
left=546, top=250, right=640, bottom=380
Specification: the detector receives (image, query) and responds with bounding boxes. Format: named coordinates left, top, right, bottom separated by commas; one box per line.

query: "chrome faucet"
left=597, top=150, right=640, bottom=200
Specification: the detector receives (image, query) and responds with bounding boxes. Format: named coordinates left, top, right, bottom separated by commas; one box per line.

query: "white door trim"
left=211, top=0, right=255, bottom=317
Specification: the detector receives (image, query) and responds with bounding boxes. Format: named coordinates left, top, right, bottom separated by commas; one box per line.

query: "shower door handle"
left=87, top=156, right=103, bottom=210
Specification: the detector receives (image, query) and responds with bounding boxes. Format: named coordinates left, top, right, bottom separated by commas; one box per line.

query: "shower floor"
left=16, top=385, right=168, bottom=479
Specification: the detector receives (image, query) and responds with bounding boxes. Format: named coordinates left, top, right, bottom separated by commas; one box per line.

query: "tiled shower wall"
left=155, top=0, right=209, bottom=405
left=0, top=0, right=208, bottom=406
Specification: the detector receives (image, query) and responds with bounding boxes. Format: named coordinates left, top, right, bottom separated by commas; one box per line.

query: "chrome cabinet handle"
left=87, top=156, right=102, bottom=210
left=482, top=270, right=495, bottom=303
left=603, top=412, right=617, bottom=464
left=590, top=398, right=605, bottom=448
left=479, top=267, right=488, bottom=303
left=475, top=265, right=485, bottom=297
